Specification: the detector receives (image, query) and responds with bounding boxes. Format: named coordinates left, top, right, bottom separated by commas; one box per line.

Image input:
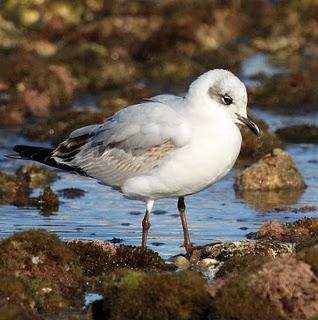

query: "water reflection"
left=237, top=188, right=304, bottom=212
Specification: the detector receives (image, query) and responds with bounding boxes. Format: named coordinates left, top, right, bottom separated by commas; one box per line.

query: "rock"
left=235, top=148, right=306, bottom=192
left=192, top=239, right=292, bottom=262
left=215, top=254, right=271, bottom=279
left=53, top=42, right=138, bottom=91
left=99, top=270, right=212, bottom=320
left=190, top=239, right=292, bottom=280
left=250, top=67, right=318, bottom=109
left=173, top=255, right=191, bottom=270
left=276, top=125, right=318, bottom=144
left=38, top=186, right=59, bottom=215
left=238, top=117, right=283, bottom=164
left=23, top=110, right=106, bottom=144
left=0, top=230, right=83, bottom=314
left=248, top=218, right=318, bottom=244
left=0, top=106, right=25, bottom=128
left=0, top=50, right=77, bottom=121
left=0, top=304, right=41, bottom=320
left=67, top=241, right=171, bottom=277
left=0, top=171, right=31, bottom=206
left=96, top=82, right=159, bottom=113
left=16, top=164, right=57, bottom=188
left=58, top=188, right=86, bottom=199
left=297, top=246, right=318, bottom=277
left=211, top=256, right=318, bottom=320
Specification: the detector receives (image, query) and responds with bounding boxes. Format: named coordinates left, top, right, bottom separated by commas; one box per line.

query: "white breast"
left=122, top=120, right=242, bottom=200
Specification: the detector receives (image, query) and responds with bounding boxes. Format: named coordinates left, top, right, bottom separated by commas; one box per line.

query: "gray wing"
left=52, top=100, right=190, bottom=187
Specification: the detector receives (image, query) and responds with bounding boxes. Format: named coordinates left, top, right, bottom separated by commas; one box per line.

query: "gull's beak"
left=235, top=113, right=261, bottom=136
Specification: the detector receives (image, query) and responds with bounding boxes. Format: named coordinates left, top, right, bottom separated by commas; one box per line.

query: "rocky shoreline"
left=2, top=217, right=318, bottom=319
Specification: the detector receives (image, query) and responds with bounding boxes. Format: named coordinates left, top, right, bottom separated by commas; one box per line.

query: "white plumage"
left=13, top=69, right=261, bottom=252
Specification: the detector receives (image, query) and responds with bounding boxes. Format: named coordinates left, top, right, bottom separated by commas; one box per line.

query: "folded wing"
left=53, top=100, right=190, bottom=187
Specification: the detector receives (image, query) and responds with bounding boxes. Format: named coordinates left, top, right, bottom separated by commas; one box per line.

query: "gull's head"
left=187, top=69, right=261, bottom=136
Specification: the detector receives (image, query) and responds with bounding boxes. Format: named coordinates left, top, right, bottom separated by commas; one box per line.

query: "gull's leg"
left=177, top=196, right=193, bottom=254
left=141, top=200, right=154, bottom=248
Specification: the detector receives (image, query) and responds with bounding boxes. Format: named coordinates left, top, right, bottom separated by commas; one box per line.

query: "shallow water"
left=1, top=116, right=318, bottom=258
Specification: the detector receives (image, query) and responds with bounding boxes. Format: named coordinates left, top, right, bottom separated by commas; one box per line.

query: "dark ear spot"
left=208, top=85, right=216, bottom=98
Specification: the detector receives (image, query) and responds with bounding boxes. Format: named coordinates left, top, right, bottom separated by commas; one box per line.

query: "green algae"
left=215, top=254, right=271, bottom=279
left=99, top=270, right=212, bottom=320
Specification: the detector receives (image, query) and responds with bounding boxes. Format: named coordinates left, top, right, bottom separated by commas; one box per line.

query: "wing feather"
left=52, top=100, right=190, bottom=187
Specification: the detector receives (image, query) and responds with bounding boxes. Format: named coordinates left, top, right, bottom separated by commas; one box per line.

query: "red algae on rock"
left=211, top=256, right=318, bottom=320
left=248, top=218, right=318, bottom=243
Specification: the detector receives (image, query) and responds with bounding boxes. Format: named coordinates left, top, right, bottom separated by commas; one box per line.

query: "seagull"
left=7, top=69, right=261, bottom=253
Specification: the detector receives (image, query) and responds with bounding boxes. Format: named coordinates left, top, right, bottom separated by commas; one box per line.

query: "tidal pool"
left=0, top=111, right=318, bottom=258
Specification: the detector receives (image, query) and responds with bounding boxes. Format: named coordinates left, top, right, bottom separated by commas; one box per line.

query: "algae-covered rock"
left=58, top=188, right=86, bottom=199
left=53, top=42, right=138, bottom=91
left=38, top=186, right=59, bottom=215
left=0, top=230, right=83, bottom=314
left=211, top=256, right=318, bottom=320
left=23, top=110, right=105, bottom=144
left=0, top=304, right=42, bottom=320
left=0, top=171, right=31, bottom=205
left=96, top=82, right=159, bottom=113
left=68, top=241, right=170, bottom=277
left=99, top=270, right=212, bottom=320
left=248, top=218, right=318, bottom=243
left=16, top=164, right=57, bottom=188
left=235, top=148, right=306, bottom=192
left=238, top=117, right=283, bottom=164
left=297, top=246, right=318, bottom=278
left=190, top=239, right=292, bottom=280
left=276, top=125, right=318, bottom=144
left=215, top=254, right=271, bottom=279
left=250, top=68, right=318, bottom=109
left=0, top=105, right=25, bottom=128
left=0, top=50, right=76, bottom=118
left=191, top=239, right=292, bottom=263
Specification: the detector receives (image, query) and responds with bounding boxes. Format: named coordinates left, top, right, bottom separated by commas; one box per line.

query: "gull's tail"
left=5, top=145, right=86, bottom=175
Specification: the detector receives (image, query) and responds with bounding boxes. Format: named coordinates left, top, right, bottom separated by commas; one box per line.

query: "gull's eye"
left=221, top=95, right=233, bottom=106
